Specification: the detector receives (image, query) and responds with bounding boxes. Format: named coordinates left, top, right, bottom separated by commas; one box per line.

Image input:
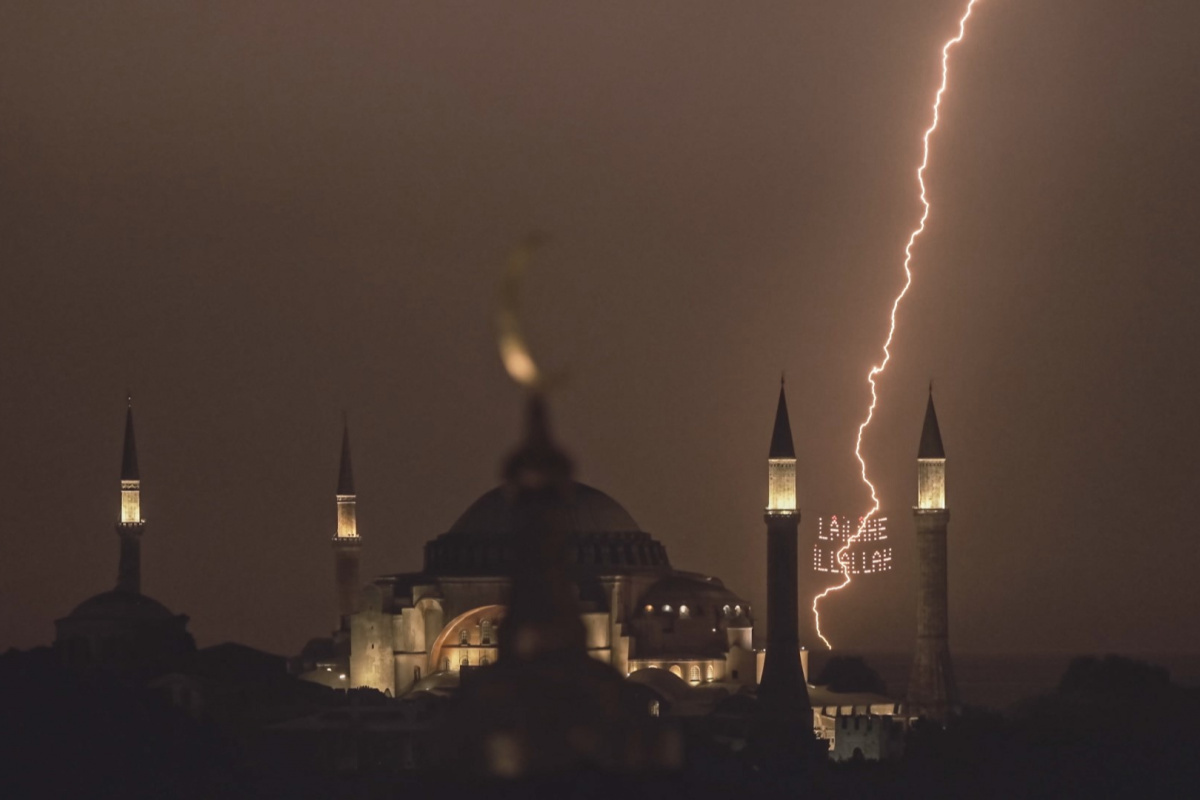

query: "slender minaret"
left=332, top=417, right=362, bottom=628
left=907, top=388, right=959, bottom=721
left=757, top=377, right=811, bottom=720
left=116, top=396, right=145, bottom=594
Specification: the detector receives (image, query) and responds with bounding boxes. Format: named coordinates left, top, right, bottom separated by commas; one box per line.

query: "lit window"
left=649, top=700, right=660, bottom=717
left=723, top=604, right=731, bottom=616
left=644, top=604, right=653, bottom=614
left=481, top=619, right=493, bottom=645
left=679, top=605, right=690, bottom=619
left=689, top=665, right=700, bottom=684
left=459, top=629, right=469, bottom=645
left=734, top=605, right=742, bottom=616
left=663, top=604, right=672, bottom=613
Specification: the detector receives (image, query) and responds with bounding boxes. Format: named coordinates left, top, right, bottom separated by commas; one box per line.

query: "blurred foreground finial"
left=496, top=233, right=566, bottom=392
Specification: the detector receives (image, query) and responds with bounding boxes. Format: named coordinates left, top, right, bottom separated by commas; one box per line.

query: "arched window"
left=733, top=605, right=742, bottom=617
left=480, top=619, right=493, bottom=645
left=459, top=629, right=470, bottom=645
left=460, top=656, right=469, bottom=668
left=689, top=665, right=701, bottom=684
left=678, top=605, right=690, bottom=619
left=669, top=664, right=683, bottom=678
left=649, top=700, right=660, bottom=717
left=663, top=604, right=672, bottom=613
left=705, top=663, right=715, bottom=682
left=722, top=604, right=731, bottom=617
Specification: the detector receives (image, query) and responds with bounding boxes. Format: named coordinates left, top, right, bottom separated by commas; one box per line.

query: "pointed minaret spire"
left=768, top=377, right=796, bottom=460
left=337, top=413, right=355, bottom=497
left=918, top=386, right=946, bottom=460
left=332, top=415, right=362, bottom=629
left=116, top=396, right=145, bottom=593
left=120, top=396, right=139, bottom=483
left=767, top=380, right=797, bottom=510
left=917, top=387, right=947, bottom=509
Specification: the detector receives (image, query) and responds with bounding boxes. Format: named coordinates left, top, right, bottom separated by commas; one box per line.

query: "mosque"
left=333, top=450, right=763, bottom=699
left=52, top=381, right=958, bottom=760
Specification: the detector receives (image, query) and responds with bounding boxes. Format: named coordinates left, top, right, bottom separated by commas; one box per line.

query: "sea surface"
left=806, top=652, right=1200, bottom=712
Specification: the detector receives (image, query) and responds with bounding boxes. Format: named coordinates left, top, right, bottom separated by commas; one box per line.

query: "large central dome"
left=424, top=481, right=670, bottom=576
left=448, top=481, right=641, bottom=535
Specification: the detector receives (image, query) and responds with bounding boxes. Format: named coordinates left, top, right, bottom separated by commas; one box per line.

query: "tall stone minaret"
left=332, top=418, right=362, bottom=628
left=116, top=396, right=145, bottom=594
left=757, top=378, right=811, bottom=717
left=907, top=388, right=959, bottom=721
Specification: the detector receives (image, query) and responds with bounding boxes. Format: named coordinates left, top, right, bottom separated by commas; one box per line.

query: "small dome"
left=449, top=481, right=641, bottom=535
left=66, top=590, right=175, bottom=621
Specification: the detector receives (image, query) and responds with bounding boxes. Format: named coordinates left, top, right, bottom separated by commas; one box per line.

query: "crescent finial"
left=496, top=233, right=564, bottom=392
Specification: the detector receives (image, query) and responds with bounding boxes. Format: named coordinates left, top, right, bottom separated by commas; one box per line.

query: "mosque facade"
left=346, top=477, right=761, bottom=698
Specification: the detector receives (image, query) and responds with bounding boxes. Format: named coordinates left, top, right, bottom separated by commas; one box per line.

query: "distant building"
left=813, top=514, right=892, bottom=575
left=828, top=713, right=905, bottom=762
left=54, top=399, right=194, bottom=679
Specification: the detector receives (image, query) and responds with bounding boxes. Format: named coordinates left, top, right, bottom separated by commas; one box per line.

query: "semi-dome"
left=425, top=480, right=671, bottom=576
left=448, top=481, right=641, bottom=535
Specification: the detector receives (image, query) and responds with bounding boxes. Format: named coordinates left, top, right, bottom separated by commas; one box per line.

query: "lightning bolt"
left=811, top=0, right=981, bottom=650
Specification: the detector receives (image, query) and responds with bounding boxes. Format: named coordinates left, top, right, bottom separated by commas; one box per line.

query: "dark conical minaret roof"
left=768, top=377, right=795, bottom=459
left=918, top=387, right=946, bottom=459
left=337, top=416, right=355, bottom=495
left=121, top=397, right=139, bottom=481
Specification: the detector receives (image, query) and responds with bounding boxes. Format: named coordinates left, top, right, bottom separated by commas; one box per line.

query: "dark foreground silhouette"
left=3, top=649, right=1197, bottom=799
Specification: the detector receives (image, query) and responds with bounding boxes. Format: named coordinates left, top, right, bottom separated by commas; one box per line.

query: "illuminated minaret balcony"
left=119, top=398, right=144, bottom=525
left=120, top=480, right=142, bottom=524
left=116, top=398, right=145, bottom=594
left=767, top=459, right=797, bottom=514
left=332, top=418, right=362, bottom=628
left=333, top=420, right=360, bottom=541
left=766, top=378, right=798, bottom=515
left=336, top=494, right=358, bottom=540
left=915, top=389, right=946, bottom=510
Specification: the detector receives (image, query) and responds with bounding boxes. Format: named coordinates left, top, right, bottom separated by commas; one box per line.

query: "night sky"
left=1, top=1, right=1197, bottom=658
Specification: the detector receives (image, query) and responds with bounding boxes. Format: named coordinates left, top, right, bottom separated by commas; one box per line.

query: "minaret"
left=757, top=378, right=811, bottom=726
left=332, top=418, right=362, bottom=628
left=116, top=396, right=145, bottom=594
left=907, top=388, right=959, bottom=721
